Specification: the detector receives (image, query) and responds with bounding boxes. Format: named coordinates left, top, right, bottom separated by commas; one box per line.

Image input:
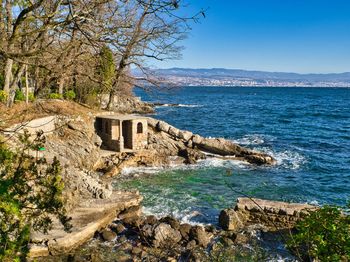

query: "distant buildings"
left=163, top=76, right=350, bottom=87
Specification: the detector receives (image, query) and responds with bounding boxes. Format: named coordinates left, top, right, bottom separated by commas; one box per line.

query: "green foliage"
left=0, top=90, right=8, bottom=103
left=28, top=92, right=35, bottom=102
left=0, top=132, right=71, bottom=261
left=48, top=93, right=63, bottom=99
left=14, top=89, right=25, bottom=101
left=288, top=205, right=350, bottom=261
left=64, top=90, right=76, bottom=100
left=97, top=45, right=116, bottom=93
left=0, top=74, right=4, bottom=89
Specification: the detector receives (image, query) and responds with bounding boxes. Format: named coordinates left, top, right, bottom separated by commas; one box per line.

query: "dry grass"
left=0, top=100, right=102, bottom=128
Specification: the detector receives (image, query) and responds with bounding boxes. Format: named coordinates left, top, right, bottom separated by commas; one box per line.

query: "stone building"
left=95, top=115, right=148, bottom=152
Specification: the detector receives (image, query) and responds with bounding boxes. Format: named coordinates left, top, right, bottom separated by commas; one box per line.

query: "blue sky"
left=152, top=0, right=350, bottom=73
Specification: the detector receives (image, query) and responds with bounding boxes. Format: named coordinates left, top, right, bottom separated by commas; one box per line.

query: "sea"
left=115, top=86, right=350, bottom=228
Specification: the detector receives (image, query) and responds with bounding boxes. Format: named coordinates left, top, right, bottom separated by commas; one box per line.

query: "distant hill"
left=138, top=68, right=350, bottom=87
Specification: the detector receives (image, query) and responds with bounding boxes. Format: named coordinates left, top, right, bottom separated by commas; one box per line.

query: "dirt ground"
left=0, top=99, right=102, bottom=128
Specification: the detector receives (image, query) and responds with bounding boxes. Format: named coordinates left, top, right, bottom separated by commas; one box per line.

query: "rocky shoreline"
left=2, top=103, right=314, bottom=260
left=32, top=197, right=316, bottom=261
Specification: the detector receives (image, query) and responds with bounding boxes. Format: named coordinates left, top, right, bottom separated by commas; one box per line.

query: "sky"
left=152, top=0, right=350, bottom=73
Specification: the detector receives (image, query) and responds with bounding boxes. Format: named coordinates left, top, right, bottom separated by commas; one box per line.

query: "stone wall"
left=132, top=119, right=148, bottom=151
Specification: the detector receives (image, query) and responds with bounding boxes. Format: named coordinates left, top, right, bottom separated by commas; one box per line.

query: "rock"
left=221, top=237, right=234, bottom=246
left=156, top=121, right=171, bottom=133
left=186, top=240, right=197, bottom=250
left=111, top=223, right=126, bottom=234
left=118, top=235, right=127, bottom=243
left=104, top=166, right=120, bottom=177
left=192, top=134, right=203, bottom=145
left=147, top=118, right=159, bottom=128
left=232, top=197, right=318, bottom=230
left=178, top=130, right=193, bottom=141
left=178, top=148, right=206, bottom=164
left=131, top=247, right=142, bottom=255
left=100, top=94, right=154, bottom=114
left=219, top=209, right=244, bottom=231
left=122, top=217, right=144, bottom=228
left=159, top=216, right=181, bottom=230
left=153, top=223, right=182, bottom=248
left=168, top=126, right=181, bottom=138
left=119, top=242, right=133, bottom=251
left=234, top=233, right=249, bottom=245
left=118, top=206, right=142, bottom=220
left=145, top=215, right=158, bottom=225
left=101, top=229, right=117, bottom=241
left=205, top=225, right=216, bottom=233
left=93, top=134, right=103, bottom=147
left=179, top=223, right=192, bottom=240
left=192, top=137, right=276, bottom=165
left=140, top=224, right=154, bottom=239
left=189, top=226, right=211, bottom=248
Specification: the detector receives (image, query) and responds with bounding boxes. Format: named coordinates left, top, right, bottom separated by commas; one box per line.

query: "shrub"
left=0, top=74, right=4, bottom=88
left=48, top=93, right=63, bottom=99
left=0, top=90, right=8, bottom=103
left=14, top=89, right=25, bottom=101
left=0, top=132, right=71, bottom=260
left=64, top=90, right=76, bottom=100
left=28, top=92, right=35, bottom=102
left=287, top=204, right=350, bottom=261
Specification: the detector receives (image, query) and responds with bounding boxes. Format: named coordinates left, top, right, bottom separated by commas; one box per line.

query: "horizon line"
left=155, top=67, right=350, bottom=75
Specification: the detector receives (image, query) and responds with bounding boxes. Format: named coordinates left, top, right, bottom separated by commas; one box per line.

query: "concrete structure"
left=29, top=191, right=142, bottom=257
left=95, top=115, right=148, bottom=152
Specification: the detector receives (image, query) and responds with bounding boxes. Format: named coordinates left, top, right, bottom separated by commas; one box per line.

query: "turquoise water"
left=116, top=86, right=350, bottom=225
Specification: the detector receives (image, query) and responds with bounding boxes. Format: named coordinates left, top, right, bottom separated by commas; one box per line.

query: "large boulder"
left=178, top=148, right=206, bottom=164
left=192, top=137, right=276, bottom=165
left=189, top=226, right=211, bottom=248
left=101, top=229, right=117, bottom=241
left=219, top=209, right=244, bottom=231
left=220, top=198, right=318, bottom=231
left=153, top=223, right=182, bottom=247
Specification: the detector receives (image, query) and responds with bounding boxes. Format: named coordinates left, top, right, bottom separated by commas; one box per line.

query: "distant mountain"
left=140, top=68, right=350, bottom=87
left=156, top=68, right=350, bottom=81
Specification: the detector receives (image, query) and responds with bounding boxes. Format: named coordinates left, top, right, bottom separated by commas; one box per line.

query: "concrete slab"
left=29, top=191, right=142, bottom=257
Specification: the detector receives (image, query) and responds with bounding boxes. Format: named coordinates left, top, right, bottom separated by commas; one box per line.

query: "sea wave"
left=155, top=103, right=202, bottom=108
left=232, top=134, right=266, bottom=146
left=141, top=191, right=206, bottom=225
left=120, top=157, right=250, bottom=178
left=258, top=147, right=307, bottom=170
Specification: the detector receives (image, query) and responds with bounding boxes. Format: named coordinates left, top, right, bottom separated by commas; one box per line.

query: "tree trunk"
left=25, top=64, right=29, bottom=104
left=58, top=76, right=66, bottom=95
left=106, top=91, right=114, bottom=110
left=3, top=58, right=13, bottom=93
left=7, top=64, right=25, bottom=107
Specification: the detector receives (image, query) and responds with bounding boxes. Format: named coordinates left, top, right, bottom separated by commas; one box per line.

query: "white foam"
left=269, top=149, right=307, bottom=170
left=156, top=103, right=202, bottom=108
left=120, top=166, right=165, bottom=176
left=120, top=157, right=249, bottom=177
left=177, top=104, right=202, bottom=108
left=232, top=134, right=266, bottom=146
